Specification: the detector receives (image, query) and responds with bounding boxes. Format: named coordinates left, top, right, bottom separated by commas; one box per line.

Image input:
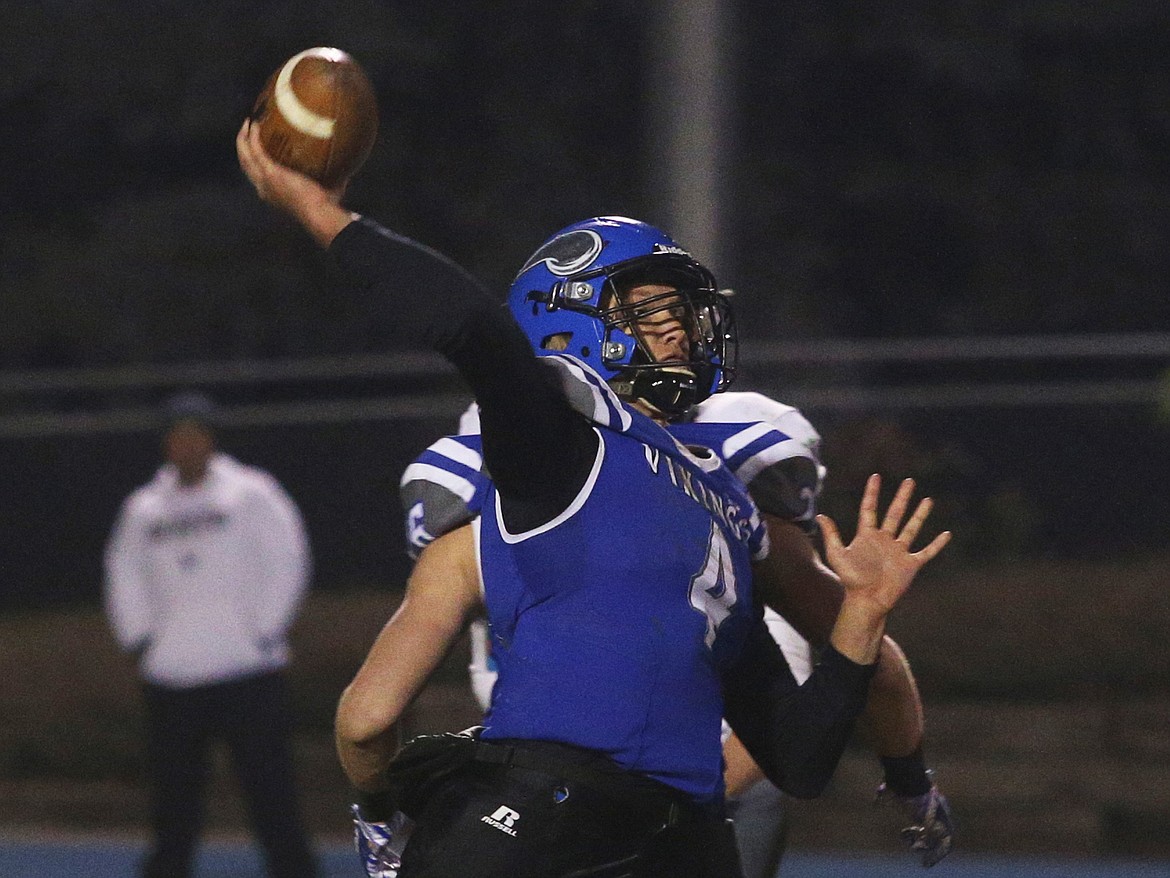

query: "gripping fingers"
left=235, top=120, right=254, bottom=170
left=236, top=120, right=268, bottom=194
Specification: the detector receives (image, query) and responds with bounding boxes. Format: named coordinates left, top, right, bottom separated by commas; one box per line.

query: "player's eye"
left=635, top=296, right=686, bottom=322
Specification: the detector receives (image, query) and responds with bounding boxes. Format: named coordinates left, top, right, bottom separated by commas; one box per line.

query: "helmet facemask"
left=595, top=257, right=737, bottom=417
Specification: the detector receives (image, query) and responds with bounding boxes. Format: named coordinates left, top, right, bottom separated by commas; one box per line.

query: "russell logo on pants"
left=481, top=805, right=520, bottom=837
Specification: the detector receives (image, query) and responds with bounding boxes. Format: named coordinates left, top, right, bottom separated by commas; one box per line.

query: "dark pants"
left=396, top=739, right=743, bottom=878
left=140, top=671, right=317, bottom=878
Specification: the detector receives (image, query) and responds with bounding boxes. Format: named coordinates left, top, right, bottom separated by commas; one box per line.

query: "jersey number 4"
left=688, top=522, right=739, bottom=648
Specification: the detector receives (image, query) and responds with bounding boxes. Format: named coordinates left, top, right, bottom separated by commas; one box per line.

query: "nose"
left=649, top=318, right=690, bottom=362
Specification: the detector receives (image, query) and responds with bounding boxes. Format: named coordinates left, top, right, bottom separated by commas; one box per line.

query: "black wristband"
left=355, top=787, right=398, bottom=823
left=880, top=744, right=932, bottom=797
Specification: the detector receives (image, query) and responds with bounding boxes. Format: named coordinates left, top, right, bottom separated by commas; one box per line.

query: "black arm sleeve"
left=721, top=618, right=877, bottom=799
left=330, top=219, right=596, bottom=525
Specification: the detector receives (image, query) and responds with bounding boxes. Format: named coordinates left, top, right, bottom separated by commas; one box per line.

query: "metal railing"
left=0, top=332, right=1164, bottom=437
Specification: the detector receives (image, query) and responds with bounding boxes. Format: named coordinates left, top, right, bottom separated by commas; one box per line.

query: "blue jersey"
left=412, top=357, right=768, bottom=802
left=403, top=391, right=832, bottom=769
left=398, top=384, right=831, bottom=804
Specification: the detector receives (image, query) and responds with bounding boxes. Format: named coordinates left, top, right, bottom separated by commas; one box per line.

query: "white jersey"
left=103, top=452, right=311, bottom=688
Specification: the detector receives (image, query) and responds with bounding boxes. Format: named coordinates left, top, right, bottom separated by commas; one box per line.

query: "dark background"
left=6, top=3, right=1170, bottom=364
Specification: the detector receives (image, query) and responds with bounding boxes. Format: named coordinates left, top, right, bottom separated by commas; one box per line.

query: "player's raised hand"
left=236, top=119, right=354, bottom=248
left=817, top=474, right=950, bottom=618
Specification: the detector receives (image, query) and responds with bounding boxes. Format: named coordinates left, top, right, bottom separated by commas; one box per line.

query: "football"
left=250, top=47, right=378, bottom=187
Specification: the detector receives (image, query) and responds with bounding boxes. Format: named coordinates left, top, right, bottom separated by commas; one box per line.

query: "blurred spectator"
left=103, top=390, right=318, bottom=878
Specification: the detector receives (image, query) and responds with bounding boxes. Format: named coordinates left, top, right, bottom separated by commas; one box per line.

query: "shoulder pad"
left=399, top=435, right=489, bottom=557
left=684, top=392, right=826, bottom=525
left=694, top=393, right=821, bottom=453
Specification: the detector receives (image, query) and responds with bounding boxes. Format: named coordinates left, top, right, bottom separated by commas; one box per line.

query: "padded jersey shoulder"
left=399, top=386, right=823, bottom=554
left=673, top=391, right=826, bottom=526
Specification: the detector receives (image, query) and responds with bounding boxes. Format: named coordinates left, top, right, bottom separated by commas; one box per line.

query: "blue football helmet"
left=508, top=216, right=737, bottom=417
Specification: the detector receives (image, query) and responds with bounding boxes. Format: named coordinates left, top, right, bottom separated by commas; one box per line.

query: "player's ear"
left=540, top=332, right=572, bottom=352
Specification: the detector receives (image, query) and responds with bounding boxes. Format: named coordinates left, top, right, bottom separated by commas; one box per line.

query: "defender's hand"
left=876, top=775, right=955, bottom=867
left=817, top=474, right=951, bottom=617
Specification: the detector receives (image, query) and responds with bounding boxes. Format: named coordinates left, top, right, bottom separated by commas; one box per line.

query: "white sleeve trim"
left=494, top=427, right=605, bottom=544
left=401, top=462, right=479, bottom=504
left=431, top=436, right=484, bottom=470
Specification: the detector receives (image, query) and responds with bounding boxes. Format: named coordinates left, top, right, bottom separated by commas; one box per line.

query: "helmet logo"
left=518, top=229, right=604, bottom=277
left=652, top=242, right=691, bottom=257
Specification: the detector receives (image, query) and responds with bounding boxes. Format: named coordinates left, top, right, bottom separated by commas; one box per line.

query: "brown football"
left=250, top=47, right=378, bottom=187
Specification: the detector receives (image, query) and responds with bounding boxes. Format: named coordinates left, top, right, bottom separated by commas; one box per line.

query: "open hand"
left=817, top=474, right=950, bottom=618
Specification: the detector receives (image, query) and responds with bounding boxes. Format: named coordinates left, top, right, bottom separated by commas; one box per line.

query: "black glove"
left=383, top=726, right=482, bottom=819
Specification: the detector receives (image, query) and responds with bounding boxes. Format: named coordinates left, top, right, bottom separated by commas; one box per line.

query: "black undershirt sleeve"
left=721, top=617, right=877, bottom=799
left=330, top=218, right=597, bottom=528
